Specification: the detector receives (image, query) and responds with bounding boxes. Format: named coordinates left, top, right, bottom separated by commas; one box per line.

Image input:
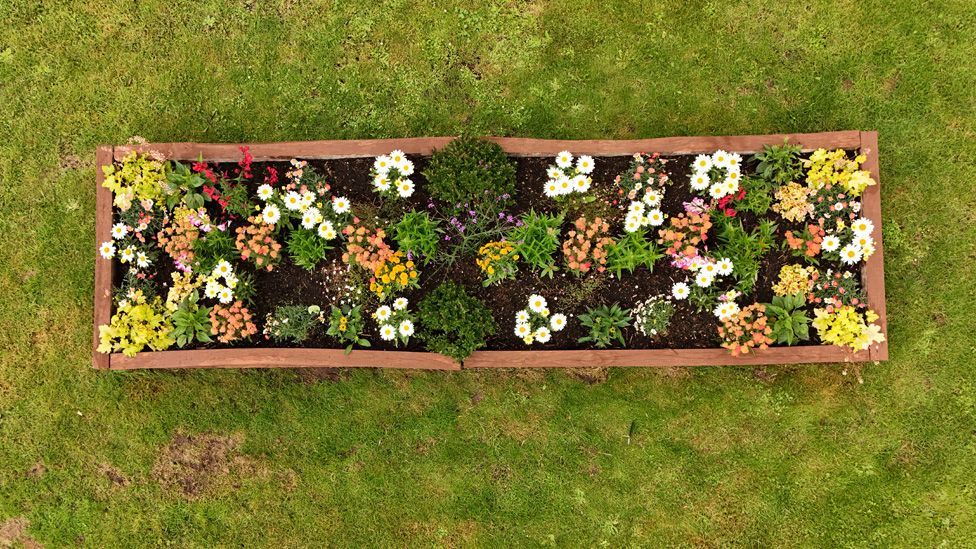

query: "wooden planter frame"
left=93, top=130, right=888, bottom=371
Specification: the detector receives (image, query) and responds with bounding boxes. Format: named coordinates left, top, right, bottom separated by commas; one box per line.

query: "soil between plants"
left=144, top=151, right=857, bottom=354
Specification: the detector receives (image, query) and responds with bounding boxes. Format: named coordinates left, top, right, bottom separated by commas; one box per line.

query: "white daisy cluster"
left=514, top=294, right=567, bottom=345
left=255, top=164, right=349, bottom=241
left=543, top=151, right=594, bottom=198
left=712, top=290, right=742, bottom=322
left=623, top=197, right=666, bottom=233
left=689, top=150, right=743, bottom=200
left=99, top=222, right=151, bottom=268
left=373, top=297, right=416, bottom=346
left=203, top=260, right=239, bottom=304
left=371, top=150, right=416, bottom=199
left=685, top=256, right=735, bottom=289
left=823, top=216, right=875, bottom=265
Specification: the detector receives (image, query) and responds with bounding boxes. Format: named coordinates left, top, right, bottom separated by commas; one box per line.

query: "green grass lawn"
left=2, top=0, right=975, bottom=545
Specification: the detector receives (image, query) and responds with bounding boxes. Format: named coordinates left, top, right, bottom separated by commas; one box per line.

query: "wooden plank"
left=463, top=346, right=870, bottom=369
left=92, top=146, right=114, bottom=370
left=859, top=131, right=889, bottom=361
left=113, top=131, right=863, bottom=162
left=109, top=348, right=461, bottom=371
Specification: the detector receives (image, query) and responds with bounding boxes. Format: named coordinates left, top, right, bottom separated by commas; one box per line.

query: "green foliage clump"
left=97, top=290, right=174, bottom=357
left=170, top=290, right=212, bottom=348
left=633, top=295, right=674, bottom=338
left=423, top=136, right=516, bottom=208
left=418, top=282, right=497, bottom=362
left=764, top=293, right=812, bottom=345
left=737, top=176, right=774, bottom=216
left=164, top=161, right=208, bottom=210
left=715, top=217, right=776, bottom=294
left=265, top=305, right=323, bottom=343
left=326, top=304, right=371, bottom=353
left=102, top=151, right=168, bottom=211
left=578, top=303, right=632, bottom=348
left=754, top=140, right=804, bottom=185
left=605, top=232, right=663, bottom=277
left=393, top=211, right=441, bottom=264
left=287, top=228, right=331, bottom=270
left=510, top=210, right=562, bottom=277
left=192, top=228, right=236, bottom=274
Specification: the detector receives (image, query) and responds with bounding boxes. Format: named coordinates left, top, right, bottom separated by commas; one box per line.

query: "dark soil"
left=118, top=149, right=859, bottom=355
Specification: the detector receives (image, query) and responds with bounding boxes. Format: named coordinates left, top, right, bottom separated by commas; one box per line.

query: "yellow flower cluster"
left=803, top=148, right=875, bottom=197
left=370, top=251, right=419, bottom=300
left=812, top=306, right=885, bottom=351
left=772, top=182, right=814, bottom=222
left=772, top=264, right=816, bottom=297
left=476, top=241, right=519, bottom=284
left=97, top=290, right=175, bottom=357
left=165, top=271, right=203, bottom=311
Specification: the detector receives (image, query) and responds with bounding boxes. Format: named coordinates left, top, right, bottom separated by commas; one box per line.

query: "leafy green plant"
left=715, top=217, right=776, bottom=293
left=170, top=290, right=212, bottom=348
left=393, top=211, right=441, bottom=264
left=754, top=140, right=804, bottom=185
left=578, top=304, right=632, bottom=348
left=265, top=305, right=323, bottom=343
left=164, top=161, right=208, bottom=210
left=192, top=228, right=236, bottom=274
left=287, top=228, right=331, bottom=270
left=418, top=282, right=497, bottom=362
left=762, top=293, right=811, bottom=345
left=509, top=210, right=562, bottom=277
left=326, top=304, right=371, bottom=353
left=217, top=179, right=254, bottom=219
left=605, top=232, right=663, bottom=277
left=633, top=295, right=674, bottom=338
left=737, top=176, right=774, bottom=216
left=423, top=136, right=517, bottom=209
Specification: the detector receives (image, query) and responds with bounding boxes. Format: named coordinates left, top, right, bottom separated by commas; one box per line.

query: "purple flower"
left=498, top=212, right=505, bottom=219
left=506, top=215, right=515, bottom=223
left=444, top=235, right=451, bottom=241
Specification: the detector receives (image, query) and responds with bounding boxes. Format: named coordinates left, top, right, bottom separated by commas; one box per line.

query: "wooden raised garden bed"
left=93, top=130, right=888, bottom=370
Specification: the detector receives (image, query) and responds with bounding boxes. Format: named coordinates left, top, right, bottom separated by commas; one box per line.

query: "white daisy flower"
left=709, top=183, right=726, bottom=199
left=713, top=302, right=740, bottom=322
left=317, top=220, right=336, bottom=240
left=332, top=196, right=350, bottom=214
left=111, top=223, right=128, bottom=240
left=99, top=241, right=116, bottom=259
left=624, top=216, right=642, bottom=233
left=555, top=151, right=574, bottom=168
left=380, top=324, right=397, bottom=341
left=374, top=306, right=392, bottom=322
left=724, top=180, right=738, bottom=195
left=534, top=326, right=552, bottom=343
left=262, top=204, right=281, bottom=224
left=576, top=155, right=595, bottom=174
left=851, top=217, right=874, bottom=237
left=398, top=159, right=415, bottom=176
left=646, top=209, right=664, bottom=226
left=642, top=189, right=663, bottom=207
left=693, top=154, right=713, bottom=172
left=544, top=181, right=560, bottom=198
left=854, top=235, right=874, bottom=249
left=284, top=191, right=303, bottom=211
left=546, top=167, right=563, bottom=180
left=528, top=294, right=548, bottom=314
left=204, top=280, right=221, bottom=299
left=388, top=150, right=406, bottom=165
left=727, top=153, right=742, bottom=170
left=557, top=177, right=572, bottom=195
left=374, top=155, right=392, bottom=173
left=398, top=179, right=415, bottom=198
left=398, top=320, right=415, bottom=337
left=373, top=174, right=391, bottom=192
left=300, top=191, right=316, bottom=209
left=257, top=184, right=274, bottom=201
left=225, top=274, right=238, bottom=289
left=119, top=246, right=135, bottom=263
left=550, top=313, right=567, bottom=332
left=822, top=234, right=841, bottom=252
left=688, top=256, right=705, bottom=271
left=701, top=261, right=718, bottom=277
left=515, top=310, right=530, bottom=324
left=672, top=282, right=690, bottom=300
left=726, top=168, right=741, bottom=183
left=628, top=201, right=646, bottom=215
left=217, top=287, right=233, bottom=304
left=393, top=297, right=408, bottom=310
left=695, top=271, right=714, bottom=288
left=515, top=322, right=532, bottom=338
left=572, top=174, right=589, bottom=192
left=716, top=258, right=733, bottom=276
left=712, top=150, right=730, bottom=168
left=301, top=207, right=322, bottom=229
left=690, top=172, right=710, bottom=191
left=213, top=260, right=233, bottom=278
left=840, top=243, right=863, bottom=264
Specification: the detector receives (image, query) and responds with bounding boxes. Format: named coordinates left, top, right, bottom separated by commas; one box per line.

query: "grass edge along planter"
left=92, top=130, right=888, bottom=371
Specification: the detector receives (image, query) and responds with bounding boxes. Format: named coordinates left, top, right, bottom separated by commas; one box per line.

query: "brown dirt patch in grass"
left=152, top=431, right=246, bottom=498
left=98, top=463, right=130, bottom=487
left=293, top=367, right=348, bottom=384
left=0, top=516, right=41, bottom=549
left=566, top=367, right=609, bottom=385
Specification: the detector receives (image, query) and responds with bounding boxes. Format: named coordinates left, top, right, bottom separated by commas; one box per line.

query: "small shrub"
left=418, top=282, right=497, bottom=362
left=287, top=228, right=331, bottom=270
left=578, top=304, right=632, bottom=348
left=633, top=295, right=674, bottom=338
left=264, top=305, right=323, bottom=343
left=715, top=217, right=776, bottom=293
left=736, top=176, right=774, bottom=216
left=102, top=151, right=167, bottom=211
left=510, top=210, right=562, bottom=277
left=170, top=290, right=212, bottom=348
left=424, top=136, right=516, bottom=209
left=393, top=211, right=440, bottom=264
left=753, top=140, right=803, bottom=185
left=763, top=293, right=811, bottom=345
left=606, top=232, right=663, bottom=278
left=96, top=290, right=174, bottom=356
